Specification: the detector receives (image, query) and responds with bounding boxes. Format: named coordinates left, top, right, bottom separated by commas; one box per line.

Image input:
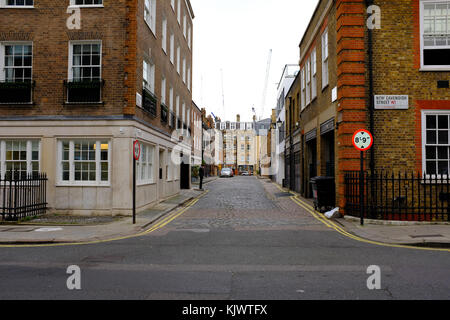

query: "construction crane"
left=259, top=49, right=272, bottom=120
left=220, top=69, right=225, bottom=119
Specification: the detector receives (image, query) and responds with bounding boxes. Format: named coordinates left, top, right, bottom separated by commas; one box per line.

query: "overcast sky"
left=190, top=0, right=319, bottom=123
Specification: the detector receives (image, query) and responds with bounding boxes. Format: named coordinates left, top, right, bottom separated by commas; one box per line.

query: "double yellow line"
left=276, top=183, right=450, bottom=252
left=0, top=190, right=208, bottom=248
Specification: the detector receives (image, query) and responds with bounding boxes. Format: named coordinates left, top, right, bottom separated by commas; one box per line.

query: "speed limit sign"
left=352, top=129, right=373, bottom=152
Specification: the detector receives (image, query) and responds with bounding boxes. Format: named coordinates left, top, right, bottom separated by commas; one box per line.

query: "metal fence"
left=345, top=171, right=450, bottom=221
left=0, top=172, right=48, bottom=221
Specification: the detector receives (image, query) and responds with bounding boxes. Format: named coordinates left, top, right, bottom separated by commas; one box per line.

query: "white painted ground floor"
left=0, top=117, right=192, bottom=216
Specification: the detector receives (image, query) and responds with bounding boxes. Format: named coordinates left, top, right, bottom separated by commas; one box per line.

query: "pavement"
left=0, top=174, right=449, bottom=248
left=0, top=187, right=207, bottom=245
left=264, top=177, right=450, bottom=248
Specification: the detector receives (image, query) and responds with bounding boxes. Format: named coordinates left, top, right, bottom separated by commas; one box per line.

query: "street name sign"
left=374, top=95, right=409, bottom=110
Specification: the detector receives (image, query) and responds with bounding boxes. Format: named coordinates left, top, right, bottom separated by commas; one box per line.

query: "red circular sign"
left=133, top=140, right=141, bottom=160
left=352, top=129, right=373, bottom=152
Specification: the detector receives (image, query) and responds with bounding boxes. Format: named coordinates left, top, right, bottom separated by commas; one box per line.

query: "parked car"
left=241, top=171, right=250, bottom=176
left=220, top=168, right=234, bottom=178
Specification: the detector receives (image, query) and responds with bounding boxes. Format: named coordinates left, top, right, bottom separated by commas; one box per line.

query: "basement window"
left=421, top=1, right=450, bottom=70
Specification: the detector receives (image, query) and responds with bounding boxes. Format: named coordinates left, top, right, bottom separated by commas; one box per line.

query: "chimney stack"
left=236, top=114, right=240, bottom=122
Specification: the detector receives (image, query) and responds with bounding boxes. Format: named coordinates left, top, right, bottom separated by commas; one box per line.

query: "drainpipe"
left=366, top=0, right=375, bottom=175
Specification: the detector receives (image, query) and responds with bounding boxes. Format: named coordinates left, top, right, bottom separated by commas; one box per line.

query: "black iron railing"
left=142, top=87, right=157, bottom=117
left=169, top=111, right=176, bottom=129
left=0, top=80, right=35, bottom=104
left=1, top=172, right=47, bottom=221
left=64, top=79, right=104, bottom=104
left=161, top=103, right=168, bottom=124
left=345, top=171, right=450, bottom=222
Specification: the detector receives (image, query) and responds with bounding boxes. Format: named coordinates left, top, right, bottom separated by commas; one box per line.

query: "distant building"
left=216, top=115, right=257, bottom=175
left=273, top=64, right=299, bottom=186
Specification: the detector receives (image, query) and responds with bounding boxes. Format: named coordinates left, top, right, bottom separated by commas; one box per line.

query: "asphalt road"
left=0, top=176, right=449, bottom=300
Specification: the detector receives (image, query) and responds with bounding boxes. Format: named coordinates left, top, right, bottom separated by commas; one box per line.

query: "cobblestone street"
left=0, top=176, right=449, bottom=300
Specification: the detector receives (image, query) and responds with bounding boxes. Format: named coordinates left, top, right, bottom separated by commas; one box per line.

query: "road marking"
left=0, top=190, right=209, bottom=249
left=271, top=181, right=450, bottom=252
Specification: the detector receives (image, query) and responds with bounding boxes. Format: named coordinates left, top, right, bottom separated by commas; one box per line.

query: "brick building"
left=285, top=0, right=450, bottom=218
left=216, top=115, right=257, bottom=175
left=0, top=0, right=194, bottom=215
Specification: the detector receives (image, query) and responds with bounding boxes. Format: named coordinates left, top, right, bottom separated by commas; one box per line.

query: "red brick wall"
left=336, top=0, right=367, bottom=210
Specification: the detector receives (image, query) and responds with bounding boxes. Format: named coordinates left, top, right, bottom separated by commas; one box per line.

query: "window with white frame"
left=144, top=0, right=156, bottom=34
left=306, top=57, right=311, bottom=105
left=172, top=151, right=179, bottom=180
left=171, top=0, right=175, bottom=11
left=176, top=45, right=180, bottom=74
left=182, top=102, right=186, bottom=124
left=2, top=0, right=34, bottom=6
left=59, top=140, right=109, bottom=184
left=231, top=123, right=236, bottom=130
left=322, top=28, right=329, bottom=88
left=162, top=17, right=167, bottom=53
left=0, top=140, right=39, bottom=180
left=187, top=107, right=190, bottom=126
left=143, top=59, right=155, bottom=93
left=188, top=25, right=192, bottom=49
left=169, top=86, right=174, bottom=113
left=311, top=48, right=317, bottom=99
left=0, top=43, right=33, bottom=82
left=170, top=32, right=175, bottom=64
left=187, top=66, right=191, bottom=91
left=421, top=0, right=450, bottom=69
left=182, top=57, right=186, bottom=83
left=177, top=0, right=181, bottom=24
left=166, top=150, right=172, bottom=181
left=423, top=111, right=450, bottom=177
left=301, top=67, right=305, bottom=109
left=137, top=143, right=155, bottom=184
left=176, top=95, right=180, bottom=124
left=183, top=14, right=187, bottom=38
left=69, top=42, right=101, bottom=81
left=161, top=76, right=166, bottom=105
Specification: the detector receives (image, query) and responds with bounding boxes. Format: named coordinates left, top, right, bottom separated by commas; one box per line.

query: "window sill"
left=68, top=5, right=104, bottom=9
left=56, top=182, right=111, bottom=187
left=0, top=6, right=34, bottom=9
left=420, top=67, right=450, bottom=72
left=64, top=101, right=104, bottom=106
left=137, top=181, right=156, bottom=187
left=322, top=84, right=329, bottom=92
left=0, top=102, right=34, bottom=106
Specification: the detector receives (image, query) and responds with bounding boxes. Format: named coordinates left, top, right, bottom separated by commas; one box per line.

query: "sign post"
left=352, top=129, right=373, bottom=226
left=133, top=140, right=141, bottom=225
